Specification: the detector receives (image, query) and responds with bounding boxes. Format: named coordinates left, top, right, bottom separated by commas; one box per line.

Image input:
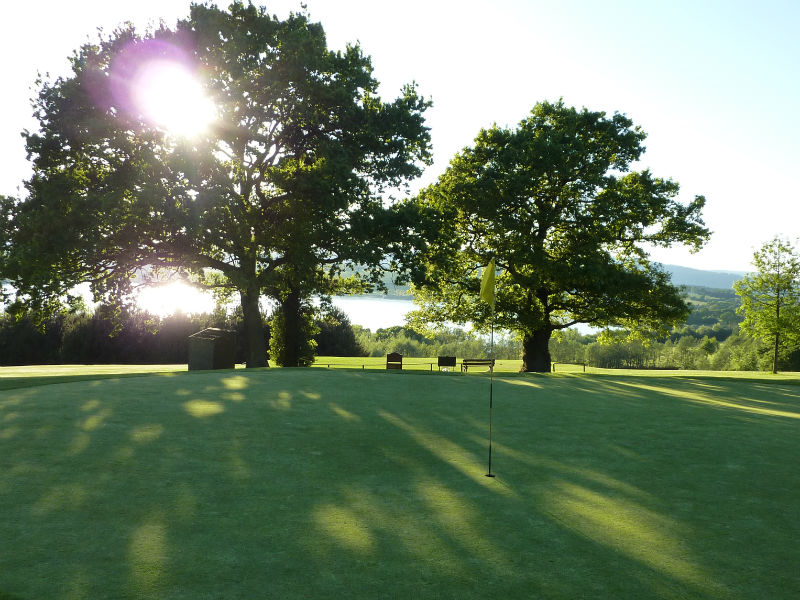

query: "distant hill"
left=341, top=262, right=747, bottom=297
left=661, top=264, right=746, bottom=290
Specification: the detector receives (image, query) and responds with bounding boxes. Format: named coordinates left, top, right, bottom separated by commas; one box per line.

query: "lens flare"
left=108, top=39, right=216, bottom=137
left=136, top=282, right=216, bottom=317
left=131, top=60, right=216, bottom=137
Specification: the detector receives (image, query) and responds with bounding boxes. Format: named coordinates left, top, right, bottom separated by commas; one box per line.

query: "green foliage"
left=0, top=311, right=63, bottom=365
left=314, top=306, right=366, bottom=357
left=681, top=285, right=741, bottom=342
left=734, top=237, right=800, bottom=373
left=698, top=336, right=719, bottom=355
left=585, top=339, right=656, bottom=369
left=406, top=100, right=708, bottom=372
left=269, top=297, right=317, bottom=367
left=549, top=326, right=800, bottom=372
left=352, top=325, right=520, bottom=360
left=0, top=302, right=249, bottom=365
left=549, top=328, right=590, bottom=365
left=684, top=286, right=740, bottom=326
left=2, top=2, right=430, bottom=368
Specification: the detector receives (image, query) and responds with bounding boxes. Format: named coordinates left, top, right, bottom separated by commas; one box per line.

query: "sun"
left=131, top=60, right=216, bottom=137
left=136, top=282, right=217, bottom=317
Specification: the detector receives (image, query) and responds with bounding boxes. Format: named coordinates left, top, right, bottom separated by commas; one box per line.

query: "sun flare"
left=136, top=282, right=216, bottom=317
left=132, top=60, right=216, bottom=137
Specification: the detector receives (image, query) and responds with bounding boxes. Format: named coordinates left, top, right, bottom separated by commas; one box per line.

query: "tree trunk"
left=773, top=331, right=780, bottom=375
left=773, top=295, right=781, bottom=374
left=521, top=329, right=552, bottom=372
left=280, top=288, right=302, bottom=368
left=241, top=289, right=268, bottom=368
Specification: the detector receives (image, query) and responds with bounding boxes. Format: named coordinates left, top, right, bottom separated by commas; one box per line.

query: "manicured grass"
left=0, top=364, right=188, bottom=391
left=312, top=355, right=800, bottom=379
left=1, top=367, right=799, bottom=598
left=312, top=355, right=526, bottom=373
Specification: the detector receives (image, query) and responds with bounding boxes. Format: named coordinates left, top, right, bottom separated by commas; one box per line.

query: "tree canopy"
left=406, top=100, right=709, bottom=372
left=0, top=2, right=431, bottom=367
left=733, top=237, right=800, bottom=374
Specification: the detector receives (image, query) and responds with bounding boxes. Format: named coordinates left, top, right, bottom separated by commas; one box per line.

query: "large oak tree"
left=0, top=2, right=430, bottom=367
left=407, top=101, right=708, bottom=372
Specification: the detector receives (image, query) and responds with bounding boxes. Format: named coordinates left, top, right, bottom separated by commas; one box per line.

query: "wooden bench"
left=437, top=356, right=456, bottom=371
left=461, top=358, right=495, bottom=373
left=386, top=352, right=403, bottom=370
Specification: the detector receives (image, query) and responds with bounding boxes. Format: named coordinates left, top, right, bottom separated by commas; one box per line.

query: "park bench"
left=437, top=356, right=457, bottom=371
left=461, top=358, right=495, bottom=373
left=386, top=352, right=403, bottom=370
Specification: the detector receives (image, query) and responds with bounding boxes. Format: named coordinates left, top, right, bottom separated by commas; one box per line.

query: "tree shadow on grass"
left=1, top=370, right=799, bottom=598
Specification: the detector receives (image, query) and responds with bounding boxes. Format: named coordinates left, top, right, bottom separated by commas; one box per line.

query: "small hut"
left=188, top=328, right=236, bottom=370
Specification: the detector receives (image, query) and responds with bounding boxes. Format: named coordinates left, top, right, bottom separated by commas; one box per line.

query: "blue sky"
left=2, top=0, right=798, bottom=271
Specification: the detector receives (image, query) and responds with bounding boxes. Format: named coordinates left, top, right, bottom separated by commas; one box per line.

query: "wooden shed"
left=188, top=328, right=236, bottom=370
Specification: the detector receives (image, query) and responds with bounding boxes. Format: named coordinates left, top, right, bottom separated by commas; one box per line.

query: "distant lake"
left=129, top=283, right=414, bottom=329
left=129, top=284, right=593, bottom=335
left=330, top=296, right=414, bottom=331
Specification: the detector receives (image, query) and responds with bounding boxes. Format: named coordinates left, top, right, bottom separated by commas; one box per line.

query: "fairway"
left=1, top=368, right=799, bottom=599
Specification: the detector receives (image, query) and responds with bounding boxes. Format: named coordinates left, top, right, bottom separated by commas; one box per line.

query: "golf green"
left=1, top=367, right=798, bottom=599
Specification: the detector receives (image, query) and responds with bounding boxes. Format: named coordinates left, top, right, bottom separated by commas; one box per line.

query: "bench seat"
left=461, top=358, right=495, bottom=373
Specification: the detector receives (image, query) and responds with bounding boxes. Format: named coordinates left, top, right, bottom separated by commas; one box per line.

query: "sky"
left=2, top=0, right=799, bottom=272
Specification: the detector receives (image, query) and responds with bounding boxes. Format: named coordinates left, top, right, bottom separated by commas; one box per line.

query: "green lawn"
left=1, top=366, right=799, bottom=599
left=0, top=364, right=188, bottom=392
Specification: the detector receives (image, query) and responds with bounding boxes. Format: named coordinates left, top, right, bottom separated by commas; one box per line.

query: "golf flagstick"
left=486, top=312, right=495, bottom=477
left=480, top=258, right=496, bottom=478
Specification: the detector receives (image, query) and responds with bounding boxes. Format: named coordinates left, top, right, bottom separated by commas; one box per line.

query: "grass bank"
left=1, top=367, right=799, bottom=598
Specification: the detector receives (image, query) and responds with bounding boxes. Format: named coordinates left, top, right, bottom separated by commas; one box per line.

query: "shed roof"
left=188, top=327, right=234, bottom=340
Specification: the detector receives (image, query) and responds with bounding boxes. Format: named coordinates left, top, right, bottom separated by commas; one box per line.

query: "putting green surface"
left=1, top=367, right=799, bottom=599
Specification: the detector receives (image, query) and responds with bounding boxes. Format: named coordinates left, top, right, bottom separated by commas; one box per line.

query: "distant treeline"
left=3, top=285, right=798, bottom=371
left=549, top=329, right=800, bottom=371
left=0, top=305, right=250, bottom=366
left=0, top=303, right=513, bottom=366
left=352, top=325, right=519, bottom=360
left=549, top=286, right=800, bottom=371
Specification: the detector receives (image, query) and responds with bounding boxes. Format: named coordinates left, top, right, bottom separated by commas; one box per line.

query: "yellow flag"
left=480, top=258, right=495, bottom=309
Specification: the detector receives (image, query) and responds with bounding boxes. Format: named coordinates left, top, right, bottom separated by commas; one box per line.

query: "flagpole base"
left=485, top=473, right=495, bottom=478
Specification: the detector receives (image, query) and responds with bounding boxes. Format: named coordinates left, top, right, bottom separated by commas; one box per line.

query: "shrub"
left=314, top=307, right=366, bottom=357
